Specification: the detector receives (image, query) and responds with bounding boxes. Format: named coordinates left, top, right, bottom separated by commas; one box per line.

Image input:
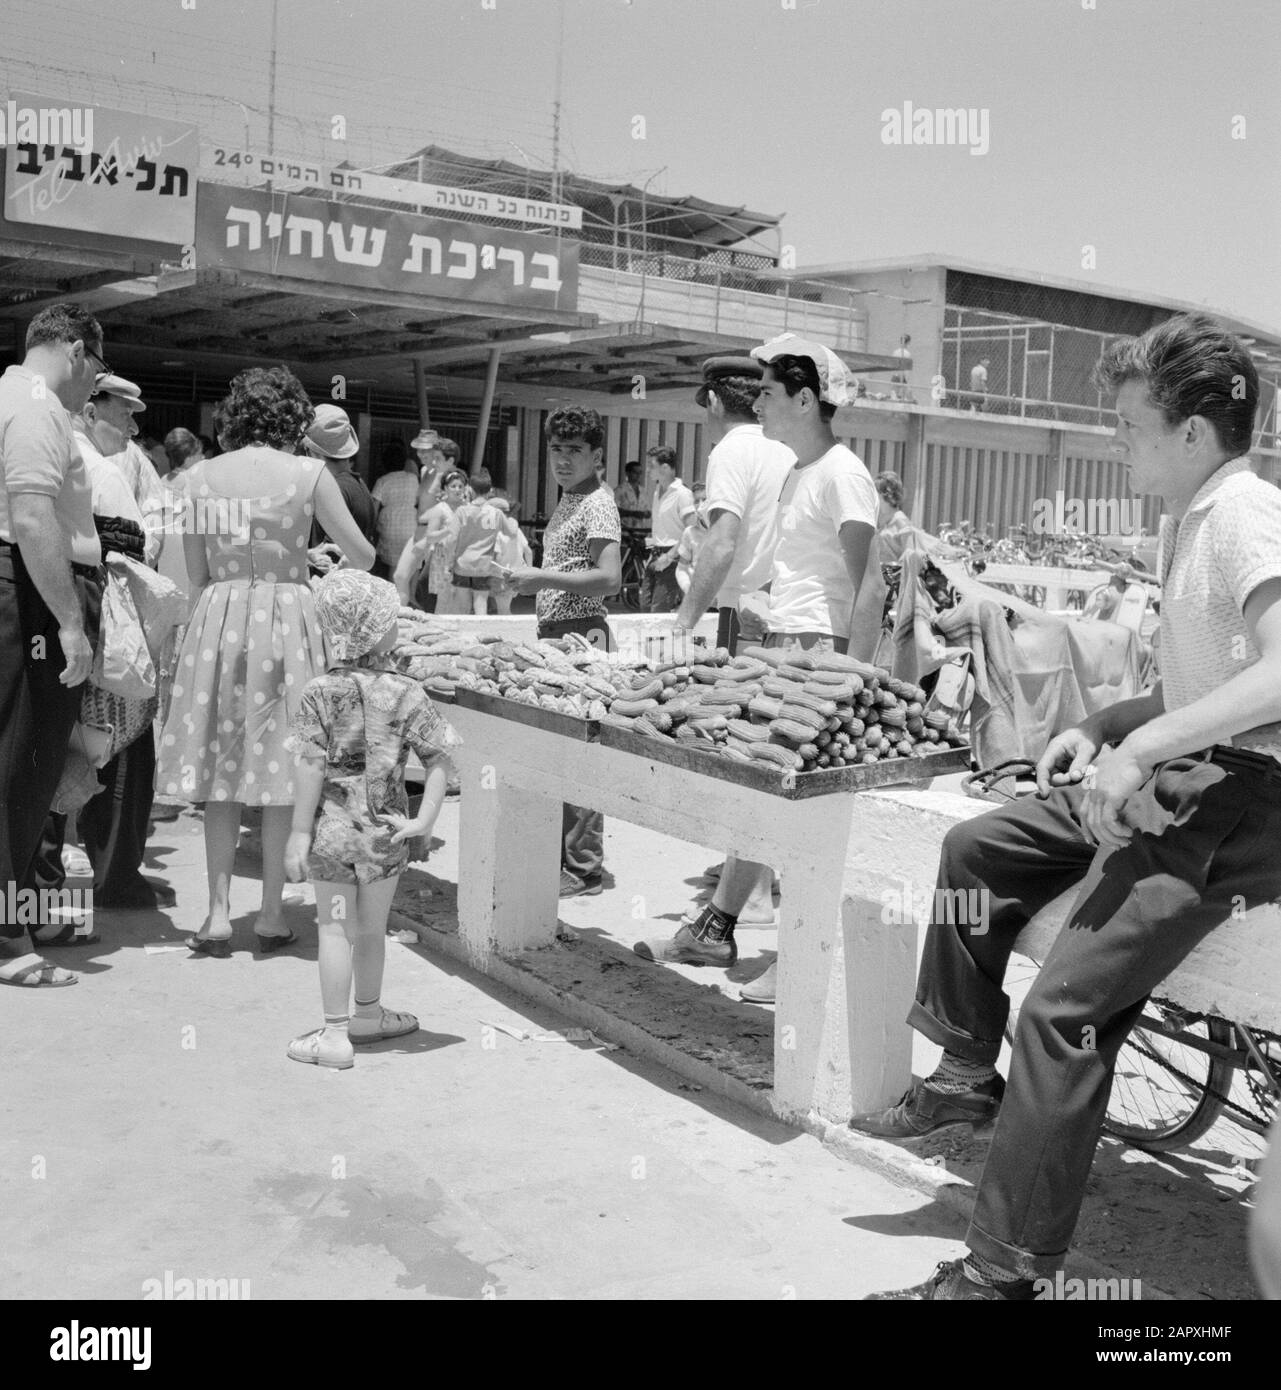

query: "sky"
left=4, top=0, right=1279, bottom=330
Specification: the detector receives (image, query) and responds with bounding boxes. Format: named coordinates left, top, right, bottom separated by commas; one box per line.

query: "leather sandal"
left=0, top=953, right=78, bottom=987
left=349, top=1007, right=419, bottom=1044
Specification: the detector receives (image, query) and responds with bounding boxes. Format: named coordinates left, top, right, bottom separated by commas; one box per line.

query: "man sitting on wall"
left=855, top=314, right=1281, bottom=1300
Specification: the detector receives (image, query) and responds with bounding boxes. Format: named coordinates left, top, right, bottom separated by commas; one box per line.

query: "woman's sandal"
left=350, top=1007, right=419, bottom=1045
left=287, top=1028, right=354, bottom=1070
left=0, top=954, right=78, bottom=988
left=186, top=935, right=232, bottom=958
left=254, top=931, right=297, bottom=954
left=33, top=923, right=100, bottom=948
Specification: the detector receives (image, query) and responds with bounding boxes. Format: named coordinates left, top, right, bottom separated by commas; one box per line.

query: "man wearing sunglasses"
left=0, top=303, right=108, bottom=988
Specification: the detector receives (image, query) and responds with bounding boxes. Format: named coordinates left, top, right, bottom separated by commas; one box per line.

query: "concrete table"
left=441, top=695, right=968, bottom=1125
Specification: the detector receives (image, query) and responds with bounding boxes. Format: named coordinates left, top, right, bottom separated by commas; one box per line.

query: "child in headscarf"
left=285, top=570, right=460, bottom=1069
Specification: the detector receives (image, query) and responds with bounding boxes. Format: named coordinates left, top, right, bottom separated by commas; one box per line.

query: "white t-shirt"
left=769, top=443, right=878, bottom=637
left=703, top=422, right=794, bottom=609
left=650, top=479, right=695, bottom=545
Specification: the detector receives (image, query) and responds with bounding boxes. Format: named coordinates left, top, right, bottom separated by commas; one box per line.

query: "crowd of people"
left=0, top=310, right=460, bottom=1065
left=2, top=303, right=1279, bottom=1298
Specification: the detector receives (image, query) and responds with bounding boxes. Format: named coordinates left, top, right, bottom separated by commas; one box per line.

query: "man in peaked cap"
left=676, top=355, right=794, bottom=650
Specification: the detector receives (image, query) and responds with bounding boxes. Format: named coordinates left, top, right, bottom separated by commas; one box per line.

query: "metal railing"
left=579, top=241, right=816, bottom=297
left=938, top=304, right=1281, bottom=452
left=577, top=261, right=869, bottom=351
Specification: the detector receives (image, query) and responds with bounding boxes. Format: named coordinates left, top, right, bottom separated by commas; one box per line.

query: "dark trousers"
left=0, top=548, right=101, bottom=940
left=80, top=730, right=157, bottom=902
left=716, top=606, right=740, bottom=655
left=29, top=811, right=68, bottom=895
left=639, top=556, right=682, bottom=614
left=910, top=756, right=1281, bottom=1276
left=30, top=752, right=157, bottom=908
left=538, top=613, right=612, bottom=882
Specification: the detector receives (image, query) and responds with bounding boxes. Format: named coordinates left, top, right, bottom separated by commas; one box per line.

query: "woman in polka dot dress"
left=156, top=367, right=376, bottom=956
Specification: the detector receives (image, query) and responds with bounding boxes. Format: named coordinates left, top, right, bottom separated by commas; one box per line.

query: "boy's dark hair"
left=876, top=471, right=904, bottom=508
left=437, top=437, right=461, bottom=465
left=707, top=374, right=761, bottom=421
left=470, top=469, right=493, bottom=497
left=545, top=405, right=604, bottom=451
left=1092, top=313, right=1258, bottom=458
left=215, top=365, right=314, bottom=450
left=624, top=460, right=641, bottom=477
left=26, top=302, right=103, bottom=355
left=764, top=355, right=837, bottom=422
left=647, top=444, right=678, bottom=472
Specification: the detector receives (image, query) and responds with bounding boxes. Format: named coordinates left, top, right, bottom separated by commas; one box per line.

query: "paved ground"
left=2, top=797, right=1265, bottom=1300
left=2, top=803, right=972, bottom=1301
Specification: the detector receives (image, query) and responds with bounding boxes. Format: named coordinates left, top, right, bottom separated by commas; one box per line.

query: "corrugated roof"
left=381, top=145, right=780, bottom=254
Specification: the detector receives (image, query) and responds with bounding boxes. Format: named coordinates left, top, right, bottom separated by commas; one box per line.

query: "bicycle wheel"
left=619, top=552, right=643, bottom=611
left=1104, top=1006, right=1234, bottom=1151
left=1231, top=1028, right=1281, bottom=1138
left=1003, top=954, right=1234, bottom=1152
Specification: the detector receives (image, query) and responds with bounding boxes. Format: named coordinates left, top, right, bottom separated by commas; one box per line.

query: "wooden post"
left=355, top=408, right=373, bottom=485
left=1050, top=422, right=1067, bottom=504
left=905, top=410, right=926, bottom=527
left=413, top=359, right=430, bottom=431
left=470, top=347, right=502, bottom=477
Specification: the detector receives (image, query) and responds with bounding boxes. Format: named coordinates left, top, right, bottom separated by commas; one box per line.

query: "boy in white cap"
left=285, top=570, right=460, bottom=1069
left=636, top=336, right=877, bottom=1002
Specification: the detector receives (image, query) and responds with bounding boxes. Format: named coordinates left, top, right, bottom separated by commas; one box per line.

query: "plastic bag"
left=110, top=553, right=186, bottom=664
left=92, top=566, right=155, bottom=699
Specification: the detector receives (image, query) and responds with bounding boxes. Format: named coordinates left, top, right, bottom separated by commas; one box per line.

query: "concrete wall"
left=811, top=265, right=947, bottom=396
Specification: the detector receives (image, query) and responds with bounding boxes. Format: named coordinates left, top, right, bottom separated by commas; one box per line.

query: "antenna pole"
left=266, top=0, right=280, bottom=190
left=550, top=0, right=565, bottom=202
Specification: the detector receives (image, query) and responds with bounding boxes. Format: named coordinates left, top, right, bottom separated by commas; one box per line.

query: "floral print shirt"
left=289, top=657, right=461, bottom=870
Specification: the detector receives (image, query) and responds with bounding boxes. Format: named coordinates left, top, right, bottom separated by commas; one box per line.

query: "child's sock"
left=353, top=996, right=381, bottom=1023
left=322, top=1012, right=351, bottom=1041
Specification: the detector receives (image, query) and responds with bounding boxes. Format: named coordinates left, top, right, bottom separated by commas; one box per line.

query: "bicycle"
left=616, top=527, right=649, bottom=611
left=1006, top=953, right=1280, bottom=1152
left=965, top=761, right=1281, bottom=1153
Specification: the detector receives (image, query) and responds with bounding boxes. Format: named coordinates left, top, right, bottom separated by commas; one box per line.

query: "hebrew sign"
left=201, top=146, right=583, bottom=229
left=198, top=183, right=579, bottom=311
left=2, top=94, right=196, bottom=244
